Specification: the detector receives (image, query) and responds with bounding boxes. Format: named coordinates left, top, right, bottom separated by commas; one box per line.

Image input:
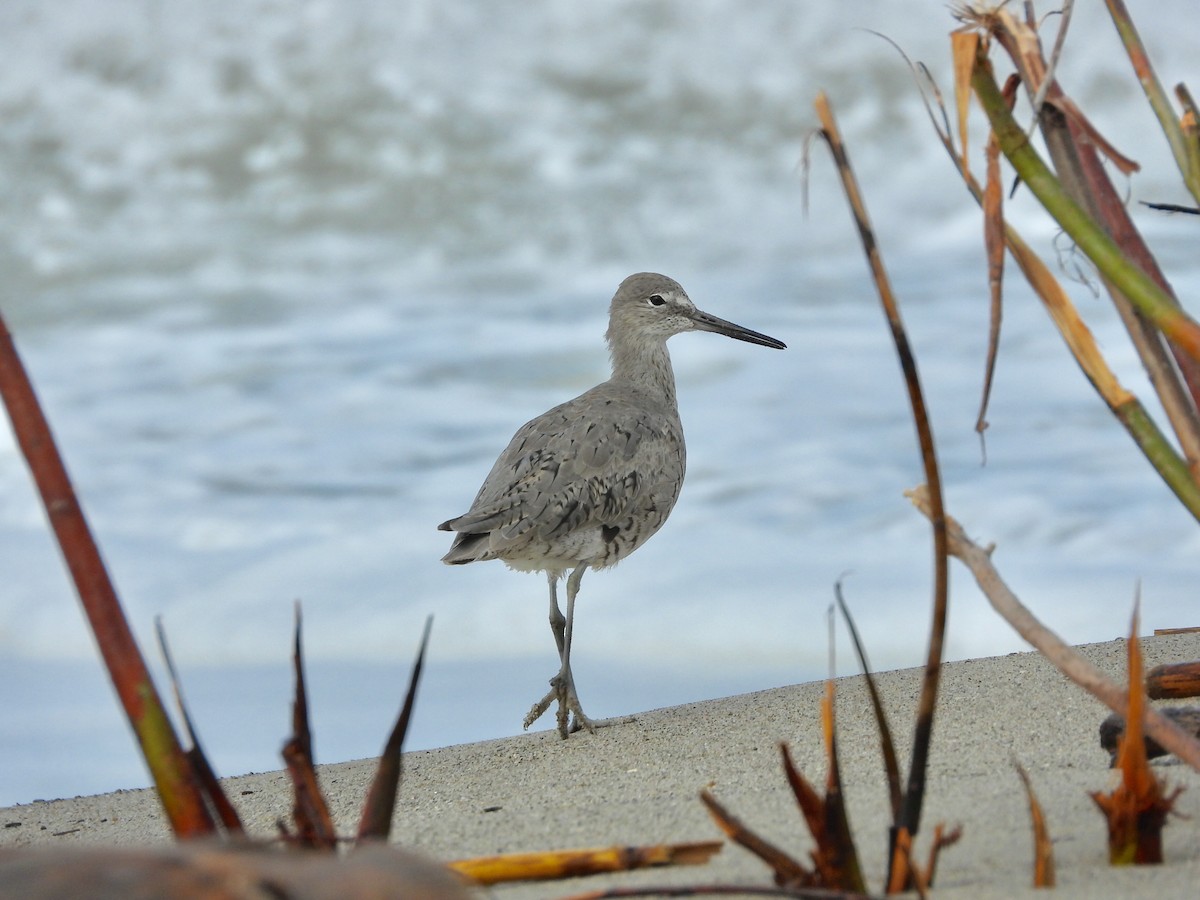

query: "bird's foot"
left=523, top=673, right=595, bottom=739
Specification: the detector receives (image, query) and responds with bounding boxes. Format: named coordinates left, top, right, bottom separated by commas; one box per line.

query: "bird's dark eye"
left=647, top=294, right=666, bottom=307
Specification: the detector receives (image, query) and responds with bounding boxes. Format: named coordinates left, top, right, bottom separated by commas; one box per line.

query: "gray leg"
left=559, top=563, right=594, bottom=735
left=523, top=564, right=595, bottom=738
left=524, top=571, right=566, bottom=731
left=546, top=571, right=566, bottom=657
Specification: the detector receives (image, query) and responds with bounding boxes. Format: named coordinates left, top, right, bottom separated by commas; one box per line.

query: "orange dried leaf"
left=1002, top=225, right=1133, bottom=408
left=950, top=30, right=980, bottom=167
left=1090, top=606, right=1182, bottom=865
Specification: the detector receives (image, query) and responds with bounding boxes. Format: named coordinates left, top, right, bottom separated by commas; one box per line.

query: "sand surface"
left=3, top=634, right=1199, bottom=898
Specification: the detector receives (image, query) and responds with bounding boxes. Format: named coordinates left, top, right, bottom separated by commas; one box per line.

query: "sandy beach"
left=2, top=634, right=1199, bottom=898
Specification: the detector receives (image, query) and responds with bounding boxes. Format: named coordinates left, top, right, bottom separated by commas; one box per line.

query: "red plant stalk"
left=0, top=313, right=214, bottom=836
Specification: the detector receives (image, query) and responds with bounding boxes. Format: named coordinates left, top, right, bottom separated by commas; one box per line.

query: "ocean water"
left=2, top=0, right=1199, bottom=807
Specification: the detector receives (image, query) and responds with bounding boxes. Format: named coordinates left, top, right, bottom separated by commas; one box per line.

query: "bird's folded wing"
left=442, top=400, right=682, bottom=552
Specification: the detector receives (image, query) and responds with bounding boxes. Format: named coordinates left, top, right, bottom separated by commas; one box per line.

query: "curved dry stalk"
left=906, top=484, right=1200, bottom=773
left=812, top=92, right=949, bottom=891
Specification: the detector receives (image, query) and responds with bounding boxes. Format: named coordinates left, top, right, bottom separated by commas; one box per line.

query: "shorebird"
left=438, top=273, right=786, bottom=738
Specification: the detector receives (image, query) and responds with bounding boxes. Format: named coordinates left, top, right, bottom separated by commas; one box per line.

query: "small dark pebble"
left=482, top=806, right=502, bottom=813
left=1099, top=705, right=1200, bottom=766
left=4, top=822, right=21, bottom=829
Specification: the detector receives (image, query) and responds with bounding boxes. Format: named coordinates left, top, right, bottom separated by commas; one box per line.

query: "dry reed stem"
left=449, top=841, right=723, bottom=886
left=812, top=90, right=949, bottom=893
left=906, top=484, right=1200, bottom=773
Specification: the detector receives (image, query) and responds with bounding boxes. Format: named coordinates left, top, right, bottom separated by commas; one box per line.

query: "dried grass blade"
left=155, top=619, right=243, bottom=834
left=356, top=615, right=433, bottom=843
left=1014, top=762, right=1055, bottom=887
left=988, top=8, right=1138, bottom=174
left=819, top=688, right=866, bottom=892
left=836, top=590, right=901, bottom=820
left=779, top=743, right=826, bottom=839
left=976, top=98, right=1007, bottom=439
left=885, top=826, right=917, bottom=896
left=1027, top=0, right=1075, bottom=127
left=700, top=790, right=812, bottom=887
left=779, top=738, right=865, bottom=888
left=281, top=737, right=338, bottom=851
left=283, top=607, right=337, bottom=850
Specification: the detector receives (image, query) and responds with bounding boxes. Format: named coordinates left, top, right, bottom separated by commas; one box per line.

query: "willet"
left=439, top=272, right=786, bottom=739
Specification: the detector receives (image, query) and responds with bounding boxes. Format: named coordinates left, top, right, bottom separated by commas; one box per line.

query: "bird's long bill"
left=690, top=309, right=787, bottom=350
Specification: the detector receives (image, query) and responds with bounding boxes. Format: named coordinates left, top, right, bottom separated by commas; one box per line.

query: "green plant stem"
left=996, top=210, right=1200, bottom=523
left=1113, top=396, right=1200, bottom=521
left=971, top=58, right=1200, bottom=364
left=1104, top=0, right=1200, bottom=203
left=916, top=67, right=1200, bottom=524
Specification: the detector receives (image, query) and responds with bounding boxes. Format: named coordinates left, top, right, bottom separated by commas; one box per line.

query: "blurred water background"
left=2, top=1, right=1198, bottom=807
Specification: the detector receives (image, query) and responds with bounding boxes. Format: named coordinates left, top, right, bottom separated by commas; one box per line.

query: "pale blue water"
left=2, top=0, right=1198, bottom=806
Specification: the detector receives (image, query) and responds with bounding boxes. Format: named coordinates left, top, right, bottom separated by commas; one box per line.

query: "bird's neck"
left=608, top=339, right=678, bottom=408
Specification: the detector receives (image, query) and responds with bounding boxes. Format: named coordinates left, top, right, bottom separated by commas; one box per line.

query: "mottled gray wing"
left=441, top=386, right=684, bottom=556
